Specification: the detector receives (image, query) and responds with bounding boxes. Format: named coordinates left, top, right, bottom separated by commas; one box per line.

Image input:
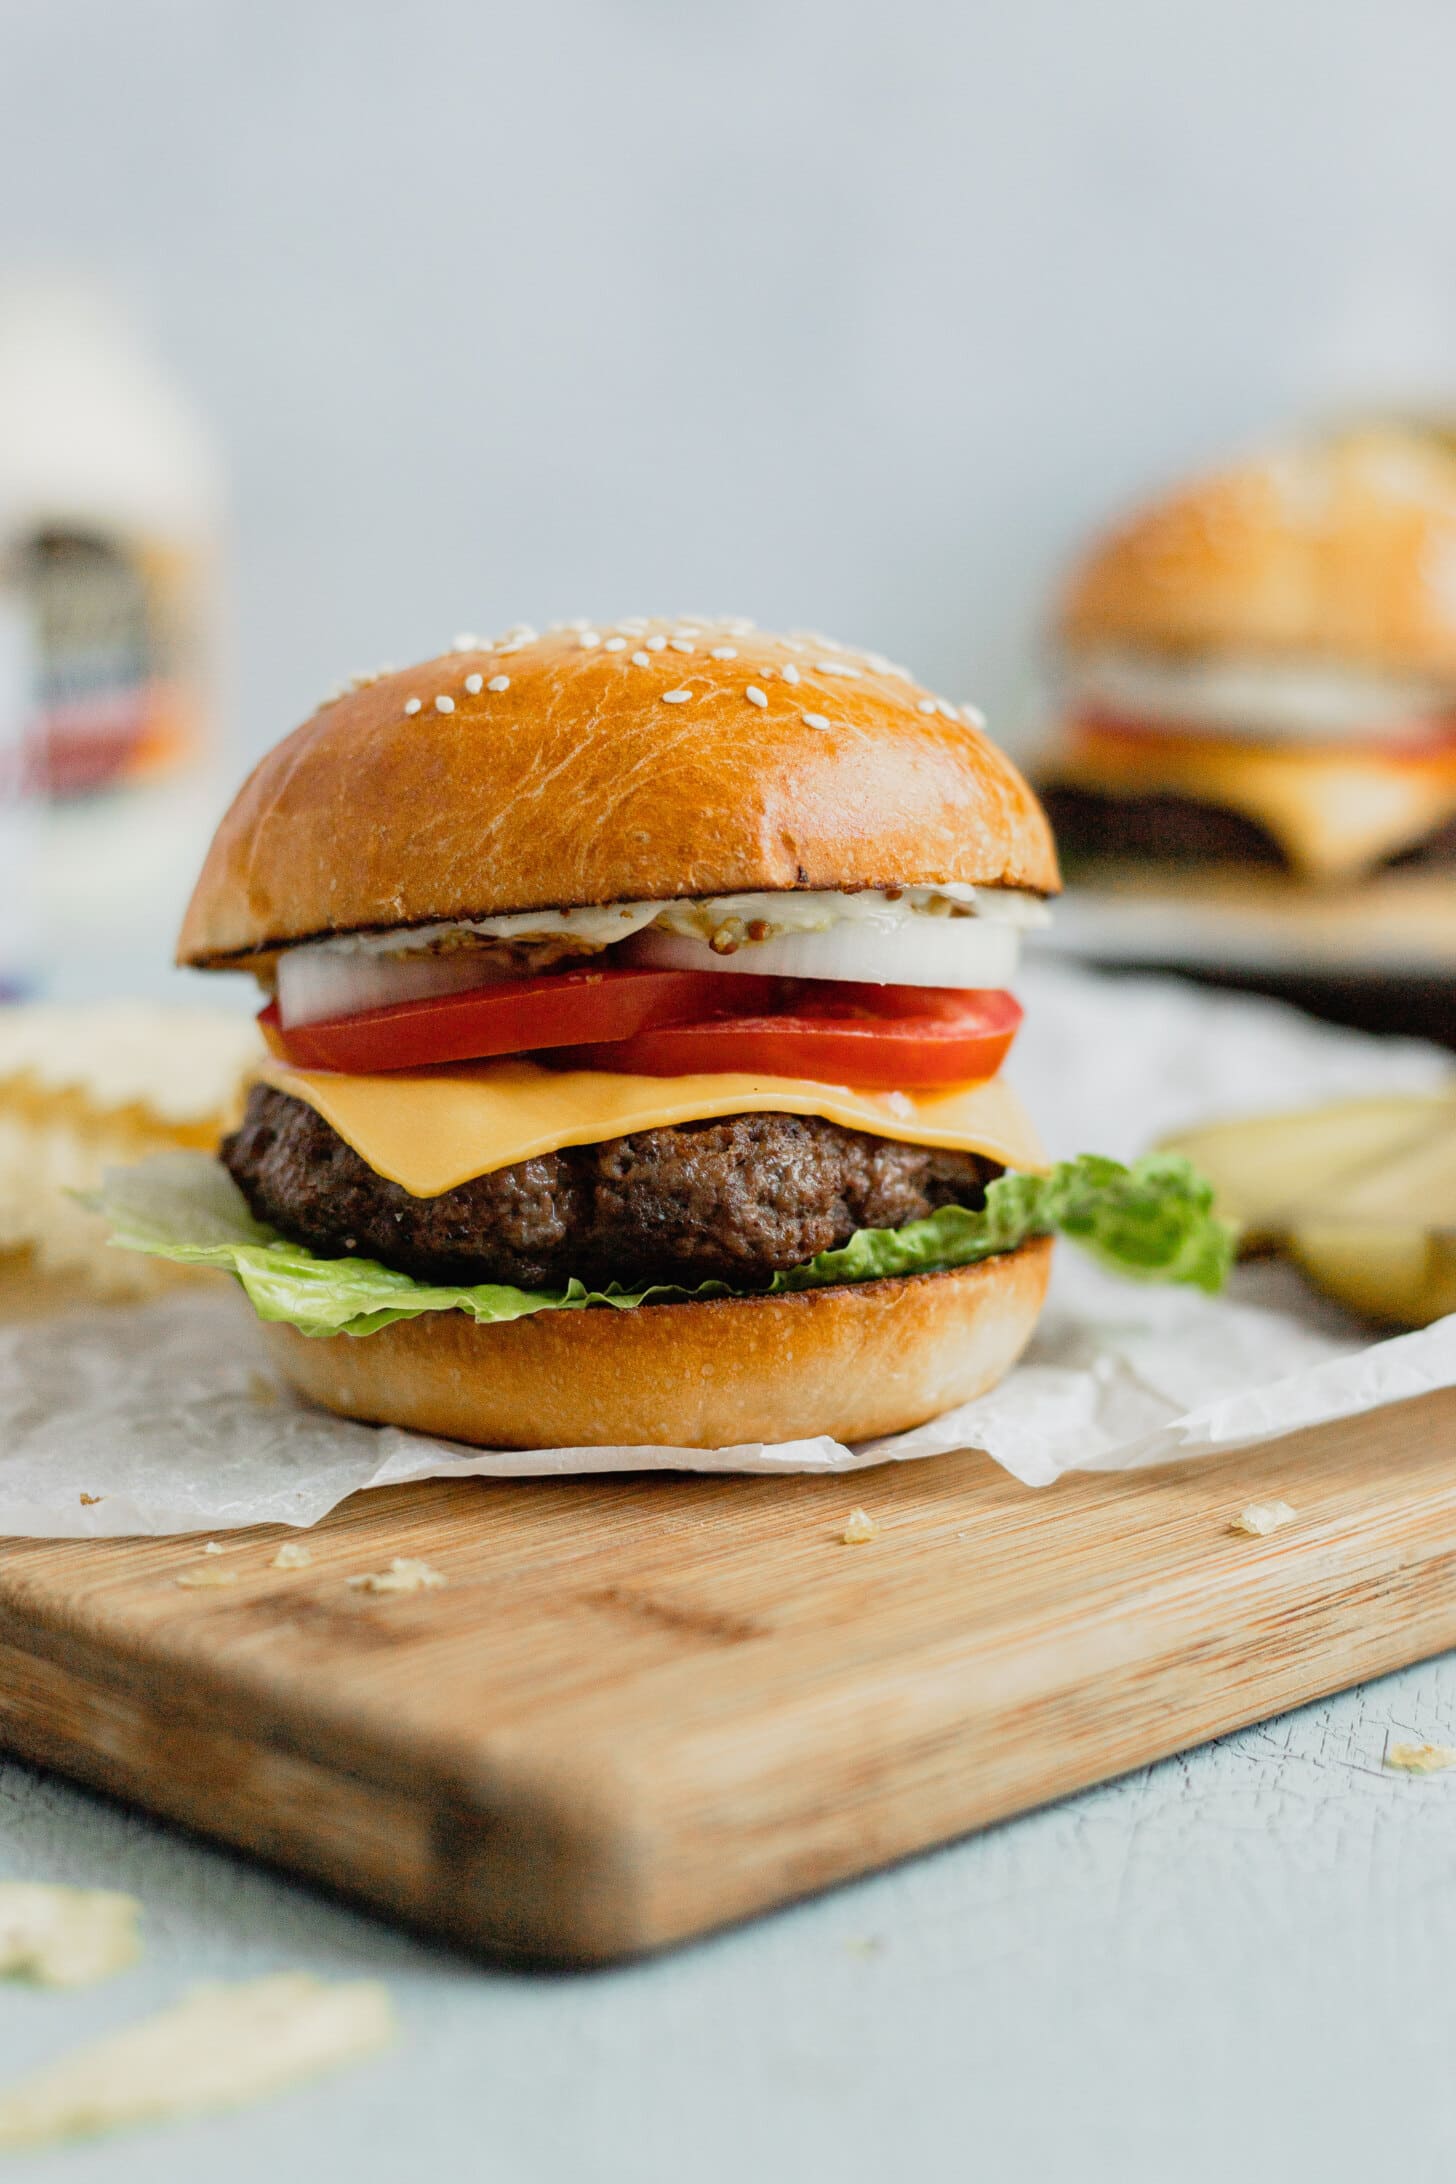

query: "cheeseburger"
left=1039, top=425, right=1456, bottom=885
left=100, top=617, right=1227, bottom=1448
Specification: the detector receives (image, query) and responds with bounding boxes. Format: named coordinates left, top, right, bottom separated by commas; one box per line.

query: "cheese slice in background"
left=255, top=1055, right=1045, bottom=1198
left=1058, top=723, right=1456, bottom=880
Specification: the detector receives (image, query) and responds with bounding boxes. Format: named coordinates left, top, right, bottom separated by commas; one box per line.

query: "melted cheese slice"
left=1060, top=723, right=1456, bottom=880
left=256, top=1054, right=1044, bottom=1199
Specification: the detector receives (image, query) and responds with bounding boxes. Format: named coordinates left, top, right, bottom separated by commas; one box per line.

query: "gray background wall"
left=4, top=0, right=1454, bottom=770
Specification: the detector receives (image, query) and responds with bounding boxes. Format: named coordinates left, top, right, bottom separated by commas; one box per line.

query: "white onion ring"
left=623, top=919, right=1021, bottom=989
left=277, top=948, right=506, bottom=1029
left=276, top=893, right=1032, bottom=1025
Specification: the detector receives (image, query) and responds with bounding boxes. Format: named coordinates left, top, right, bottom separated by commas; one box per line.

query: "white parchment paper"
left=3, top=961, right=1453, bottom=1535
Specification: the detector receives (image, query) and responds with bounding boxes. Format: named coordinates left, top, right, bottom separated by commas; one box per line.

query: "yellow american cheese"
left=255, top=1054, right=1045, bottom=1200
left=1059, top=725, right=1456, bottom=880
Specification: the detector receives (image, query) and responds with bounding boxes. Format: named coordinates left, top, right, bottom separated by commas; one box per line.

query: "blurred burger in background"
left=1040, top=423, right=1456, bottom=883
left=1033, top=423, right=1456, bottom=1042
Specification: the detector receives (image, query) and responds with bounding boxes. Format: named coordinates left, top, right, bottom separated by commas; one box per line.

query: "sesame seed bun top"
left=1058, top=425, right=1456, bottom=676
left=177, top=617, right=1059, bottom=967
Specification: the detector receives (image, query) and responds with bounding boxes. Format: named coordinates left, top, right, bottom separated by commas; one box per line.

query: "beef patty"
left=223, top=1083, right=996, bottom=1291
left=1038, top=784, right=1287, bottom=869
left=1040, top=782, right=1456, bottom=875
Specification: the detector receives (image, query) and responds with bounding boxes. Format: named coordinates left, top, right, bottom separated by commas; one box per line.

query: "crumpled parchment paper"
left=2, top=960, right=1453, bottom=1535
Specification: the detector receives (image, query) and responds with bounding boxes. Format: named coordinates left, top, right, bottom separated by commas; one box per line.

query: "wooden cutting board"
left=0, top=1390, right=1453, bottom=1965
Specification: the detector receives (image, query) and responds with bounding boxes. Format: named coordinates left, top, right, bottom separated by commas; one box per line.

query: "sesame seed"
left=802, top=711, right=830, bottom=729
left=404, top=697, right=422, bottom=715
left=617, top=616, right=649, bottom=633
left=917, top=698, right=937, bottom=714
left=865, top=652, right=895, bottom=675
left=669, top=637, right=695, bottom=653
left=711, top=645, right=738, bottom=659
left=453, top=632, right=481, bottom=652
left=464, top=672, right=483, bottom=694
left=816, top=660, right=862, bottom=677
left=631, top=650, right=651, bottom=667
left=662, top=688, right=693, bottom=703
left=487, top=674, right=510, bottom=692
left=676, top=625, right=702, bottom=637
left=579, top=631, right=602, bottom=649
left=646, top=635, right=667, bottom=652
left=435, top=694, right=455, bottom=713
left=937, top=700, right=958, bottom=721
left=960, top=703, right=986, bottom=729
left=782, top=663, right=801, bottom=685
left=746, top=685, right=768, bottom=707
left=604, top=636, right=628, bottom=652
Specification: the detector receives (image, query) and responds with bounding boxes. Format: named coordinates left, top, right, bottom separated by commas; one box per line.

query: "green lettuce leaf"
left=89, top=1146, right=1233, bottom=1341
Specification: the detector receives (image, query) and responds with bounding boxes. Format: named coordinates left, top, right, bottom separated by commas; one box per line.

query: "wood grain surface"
left=0, top=1390, right=1454, bottom=1964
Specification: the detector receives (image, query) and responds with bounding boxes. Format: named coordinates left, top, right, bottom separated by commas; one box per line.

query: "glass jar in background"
left=0, top=585, right=37, bottom=999
left=0, top=276, right=225, bottom=1002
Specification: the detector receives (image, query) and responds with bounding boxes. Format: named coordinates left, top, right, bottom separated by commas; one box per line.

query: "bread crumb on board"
left=271, top=1543, right=313, bottom=1571
left=174, top=1566, right=237, bottom=1590
left=0, top=1885, right=140, bottom=1989
left=1385, top=1741, right=1456, bottom=1775
left=202, top=1541, right=225, bottom=1556
left=0, top=1972, right=395, bottom=2149
left=1230, top=1501, right=1296, bottom=1537
left=841, top=1509, right=877, bottom=1545
left=347, top=1557, right=446, bottom=1595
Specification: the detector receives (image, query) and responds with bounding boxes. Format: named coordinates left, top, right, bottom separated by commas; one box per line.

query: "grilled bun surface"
left=178, top=618, right=1058, bottom=968
left=1059, top=426, right=1456, bottom=675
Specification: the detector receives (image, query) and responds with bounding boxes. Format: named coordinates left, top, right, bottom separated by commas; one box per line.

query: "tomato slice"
left=548, top=985, right=1023, bottom=1089
left=261, top=967, right=784, bottom=1074
left=261, top=970, right=1022, bottom=1089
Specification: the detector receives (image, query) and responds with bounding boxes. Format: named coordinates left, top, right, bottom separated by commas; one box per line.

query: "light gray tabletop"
left=0, top=1645, right=1451, bottom=2182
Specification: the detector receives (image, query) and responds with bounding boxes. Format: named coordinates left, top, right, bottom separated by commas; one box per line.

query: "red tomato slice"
left=1077, top=706, right=1456, bottom=759
left=260, top=967, right=785, bottom=1074
left=548, top=986, right=1023, bottom=1089
left=261, top=972, right=1023, bottom=1089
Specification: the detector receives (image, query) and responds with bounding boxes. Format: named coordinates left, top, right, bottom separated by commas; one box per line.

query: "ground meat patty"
left=1388, top=810, right=1456, bottom=869
left=1038, top=784, right=1288, bottom=869
left=1042, top=782, right=1456, bottom=875
left=223, top=1084, right=996, bottom=1291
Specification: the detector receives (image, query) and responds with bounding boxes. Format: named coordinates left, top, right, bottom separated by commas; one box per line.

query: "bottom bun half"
left=263, top=1236, right=1053, bottom=1450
